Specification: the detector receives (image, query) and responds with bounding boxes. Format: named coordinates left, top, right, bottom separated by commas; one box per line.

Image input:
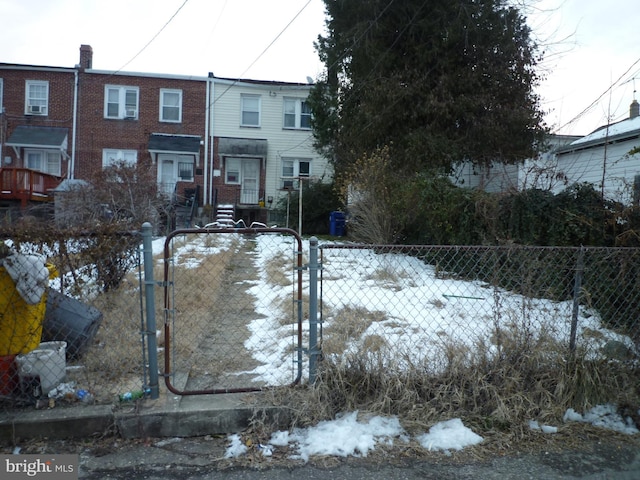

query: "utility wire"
left=554, top=56, right=640, bottom=133
left=211, top=0, right=313, bottom=105
left=113, top=0, right=191, bottom=75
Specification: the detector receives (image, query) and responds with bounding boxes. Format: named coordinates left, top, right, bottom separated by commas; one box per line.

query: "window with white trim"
left=25, top=149, right=61, bottom=176
left=225, top=158, right=241, bottom=184
left=102, top=149, right=137, bottom=168
left=281, top=158, right=311, bottom=189
left=160, top=89, right=182, bottom=122
left=105, top=85, right=139, bottom=119
left=178, top=161, right=194, bottom=181
left=241, top=94, right=261, bottom=127
left=283, top=98, right=311, bottom=129
left=0, top=78, right=4, bottom=112
left=25, top=80, right=49, bottom=115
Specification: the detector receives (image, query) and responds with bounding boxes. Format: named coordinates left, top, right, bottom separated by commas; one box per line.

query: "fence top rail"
left=319, top=243, right=640, bottom=253
left=164, top=226, right=301, bottom=251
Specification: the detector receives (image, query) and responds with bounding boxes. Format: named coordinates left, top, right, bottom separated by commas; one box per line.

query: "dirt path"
left=180, top=236, right=266, bottom=392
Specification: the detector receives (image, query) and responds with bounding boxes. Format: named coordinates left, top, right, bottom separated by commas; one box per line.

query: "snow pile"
left=563, top=404, right=639, bottom=435
left=225, top=405, right=640, bottom=462
left=416, top=418, right=484, bottom=451
left=1, top=252, right=50, bottom=304
left=224, top=433, right=248, bottom=458
left=225, top=413, right=483, bottom=461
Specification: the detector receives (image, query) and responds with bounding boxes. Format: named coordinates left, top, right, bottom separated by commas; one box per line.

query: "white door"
left=160, top=159, right=176, bottom=195
left=241, top=159, right=259, bottom=204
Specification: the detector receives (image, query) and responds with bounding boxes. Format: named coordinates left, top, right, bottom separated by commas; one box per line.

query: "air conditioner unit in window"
left=124, top=109, right=137, bottom=118
left=28, top=105, right=43, bottom=114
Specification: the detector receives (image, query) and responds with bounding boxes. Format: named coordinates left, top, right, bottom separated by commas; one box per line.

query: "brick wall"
left=0, top=67, right=75, bottom=176
left=75, top=71, right=208, bottom=181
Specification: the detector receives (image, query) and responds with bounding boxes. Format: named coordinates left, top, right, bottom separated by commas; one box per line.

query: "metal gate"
left=162, top=227, right=303, bottom=395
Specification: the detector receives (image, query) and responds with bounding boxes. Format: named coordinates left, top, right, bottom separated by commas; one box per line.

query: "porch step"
left=216, top=204, right=235, bottom=227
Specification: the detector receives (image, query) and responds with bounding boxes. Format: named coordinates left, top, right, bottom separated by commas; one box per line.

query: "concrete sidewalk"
left=1, top=374, right=289, bottom=442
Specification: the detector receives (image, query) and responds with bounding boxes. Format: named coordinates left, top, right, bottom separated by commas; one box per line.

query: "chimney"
left=630, top=99, right=639, bottom=119
left=79, top=44, right=93, bottom=70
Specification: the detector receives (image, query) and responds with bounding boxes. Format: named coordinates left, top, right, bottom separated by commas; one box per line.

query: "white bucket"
left=16, top=341, right=67, bottom=394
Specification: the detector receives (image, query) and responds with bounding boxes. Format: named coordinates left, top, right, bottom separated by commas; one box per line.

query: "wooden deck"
left=0, top=168, right=63, bottom=207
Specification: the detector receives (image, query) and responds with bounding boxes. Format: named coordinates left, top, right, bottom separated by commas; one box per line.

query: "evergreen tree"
left=309, top=0, right=548, bottom=177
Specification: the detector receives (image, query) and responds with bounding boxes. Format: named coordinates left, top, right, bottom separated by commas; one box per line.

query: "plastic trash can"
left=0, top=264, right=57, bottom=356
left=42, top=289, right=103, bottom=359
left=330, top=211, right=346, bottom=237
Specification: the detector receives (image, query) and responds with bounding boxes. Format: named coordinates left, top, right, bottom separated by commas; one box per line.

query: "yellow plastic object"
left=0, top=263, right=58, bottom=356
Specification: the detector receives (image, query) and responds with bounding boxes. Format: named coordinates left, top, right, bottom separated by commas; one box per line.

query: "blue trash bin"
left=330, top=211, right=346, bottom=236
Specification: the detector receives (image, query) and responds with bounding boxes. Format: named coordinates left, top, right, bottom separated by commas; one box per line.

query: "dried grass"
left=262, top=318, right=640, bottom=445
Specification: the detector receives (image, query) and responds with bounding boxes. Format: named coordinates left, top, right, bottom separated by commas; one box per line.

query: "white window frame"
left=104, top=85, right=139, bottom=119
left=160, top=89, right=182, bottom=123
left=102, top=149, right=138, bottom=168
left=240, top=94, right=261, bottom=127
left=0, top=78, right=4, bottom=112
left=225, top=158, right=241, bottom=184
left=281, top=157, right=311, bottom=189
left=25, top=80, right=49, bottom=116
left=283, top=98, right=311, bottom=130
left=178, top=160, right=194, bottom=181
left=24, top=149, right=61, bottom=176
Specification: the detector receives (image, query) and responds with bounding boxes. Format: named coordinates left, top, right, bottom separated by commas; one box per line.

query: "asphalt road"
left=71, top=434, right=640, bottom=480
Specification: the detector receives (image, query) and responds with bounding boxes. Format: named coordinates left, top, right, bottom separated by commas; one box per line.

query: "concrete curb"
left=1, top=393, right=289, bottom=442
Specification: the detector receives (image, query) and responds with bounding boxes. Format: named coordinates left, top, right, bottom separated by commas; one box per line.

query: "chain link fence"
left=2, top=227, right=639, bottom=417
left=318, top=244, right=640, bottom=370
left=162, top=228, right=304, bottom=394
left=1, top=228, right=145, bottom=408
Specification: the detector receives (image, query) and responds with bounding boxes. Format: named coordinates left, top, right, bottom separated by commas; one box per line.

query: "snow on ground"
left=161, top=232, right=639, bottom=460
left=224, top=406, right=637, bottom=461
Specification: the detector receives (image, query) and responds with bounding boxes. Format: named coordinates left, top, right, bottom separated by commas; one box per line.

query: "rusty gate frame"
left=162, top=227, right=304, bottom=395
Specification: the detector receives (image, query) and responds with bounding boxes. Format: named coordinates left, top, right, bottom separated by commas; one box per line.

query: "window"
left=241, top=94, right=261, bottom=127
left=281, top=158, right=311, bottom=189
left=24, top=149, right=61, bottom=176
left=226, top=158, right=241, bottom=184
left=105, top=85, right=139, bottom=119
left=178, top=161, right=194, bottom=181
left=0, top=78, right=3, bottom=111
left=160, top=89, right=182, bottom=122
left=102, top=149, right=137, bottom=168
left=25, top=80, right=49, bottom=115
left=283, top=98, right=311, bottom=129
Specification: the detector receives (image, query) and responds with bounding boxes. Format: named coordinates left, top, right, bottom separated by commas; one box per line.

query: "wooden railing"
left=0, top=167, right=63, bottom=206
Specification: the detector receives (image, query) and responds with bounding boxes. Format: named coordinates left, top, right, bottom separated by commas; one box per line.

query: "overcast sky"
left=1, top=0, right=638, bottom=137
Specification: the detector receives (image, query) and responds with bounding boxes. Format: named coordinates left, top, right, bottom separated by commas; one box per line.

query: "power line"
left=211, top=0, right=313, bottom=106
left=554, top=55, right=640, bottom=133
left=113, top=0, right=191, bottom=75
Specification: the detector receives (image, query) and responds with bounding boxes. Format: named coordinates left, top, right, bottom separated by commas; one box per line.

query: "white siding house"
left=553, top=100, right=640, bottom=203
left=210, top=77, right=332, bottom=223
left=451, top=134, right=581, bottom=194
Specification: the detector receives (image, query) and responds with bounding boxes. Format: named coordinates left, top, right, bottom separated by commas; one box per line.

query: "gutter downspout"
left=203, top=76, right=210, bottom=206
left=209, top=75, right=215, bottom=208
left=70, top=69, right=79, bottom=179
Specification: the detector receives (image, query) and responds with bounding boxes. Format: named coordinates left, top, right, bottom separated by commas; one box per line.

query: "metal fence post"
left=569, top=246, right=585, bottom=353
left=308, top=236, right=320, bottom=384
left=142, top=222, right=159, bottom=399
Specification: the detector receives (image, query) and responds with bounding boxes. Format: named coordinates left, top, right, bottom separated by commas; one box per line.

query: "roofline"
left=212, top=76, right=312, bottom=87
left=86, top=69, right=209, bottom=81
left=0, top=63, right=77, bottom=73
left=556, top=129, right=640, bottom=155
left=0, top=64, right=313, bottom=86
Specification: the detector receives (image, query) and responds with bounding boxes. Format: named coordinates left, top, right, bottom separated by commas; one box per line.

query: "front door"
left=160, top=159, right=175, bottom=195
left=241, top=159, right=259, bottom=204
